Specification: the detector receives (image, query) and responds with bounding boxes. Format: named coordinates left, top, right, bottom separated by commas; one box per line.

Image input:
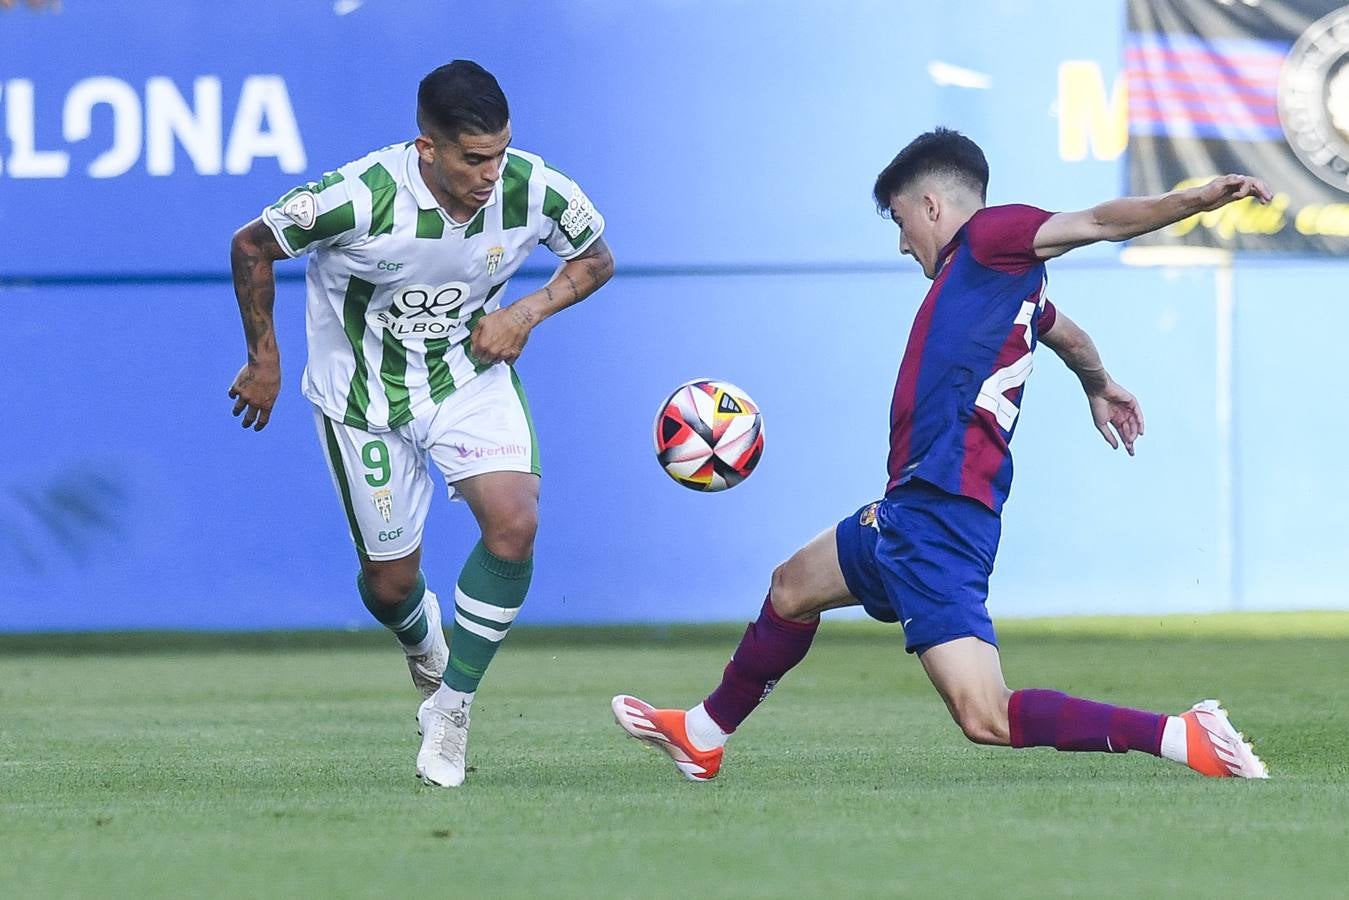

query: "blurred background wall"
left=1, top=0, right=1343, bottom=630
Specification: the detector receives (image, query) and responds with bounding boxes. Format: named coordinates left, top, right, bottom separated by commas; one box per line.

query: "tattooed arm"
left=227, top=219, right=292, bottom=431
left=470, top=236, right=615, bottom=366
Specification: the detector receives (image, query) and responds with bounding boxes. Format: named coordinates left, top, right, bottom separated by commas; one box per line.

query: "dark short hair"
left=872, top=127, right=989, bottom=214
left=417, top=60, right=509, bottom=141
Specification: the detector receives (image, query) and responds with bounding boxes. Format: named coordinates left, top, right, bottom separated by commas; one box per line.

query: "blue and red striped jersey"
left=886, top=204, right=1058, bottom=514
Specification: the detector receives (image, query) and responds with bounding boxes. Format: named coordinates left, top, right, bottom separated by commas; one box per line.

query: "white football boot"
left=611, top=695, right=724, bottom=781
left=1176, top=699, right=1269, bottom=779
left=404, top=590, right=448, bottom=700
left=416, top=693, right=471, bottom=788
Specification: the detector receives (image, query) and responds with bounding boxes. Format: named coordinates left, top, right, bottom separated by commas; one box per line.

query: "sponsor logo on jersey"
left=485, top=246, right=504, bottom=276
left=281, top=192, right=317, bottom=229
left=374, top=281, right=478, bottom=340
left=559, top=186, right=595, bottom=239
left=450, top=442, right=527, bottom=460
left=1279, top=7, right=1349, bottom=191
left=372, top=488, right=393, bottom=523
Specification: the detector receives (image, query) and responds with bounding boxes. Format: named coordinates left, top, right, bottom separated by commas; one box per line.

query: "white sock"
left=1160, top=715, right=1187, bottom=764
left=433, top=684, right=474, bottom=712
left=684, top=703, right=729, bottom=751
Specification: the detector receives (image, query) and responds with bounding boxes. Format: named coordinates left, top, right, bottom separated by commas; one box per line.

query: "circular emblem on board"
left=1279, top=6, right=1349, bottom=193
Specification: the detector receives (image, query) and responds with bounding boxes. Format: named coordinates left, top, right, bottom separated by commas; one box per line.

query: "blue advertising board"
left=2, top=1, right=1344, bottom=631
left=0, top=0, right=1124, bottom=278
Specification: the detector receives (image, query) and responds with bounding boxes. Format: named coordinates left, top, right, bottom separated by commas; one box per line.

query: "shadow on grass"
left=2, top=612, right=1347, bottom=656
left=0, top=624, right=754, bottom=656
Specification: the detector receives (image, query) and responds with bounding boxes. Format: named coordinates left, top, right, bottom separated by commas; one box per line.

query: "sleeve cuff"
left=259, top=210, right=302, bottom=259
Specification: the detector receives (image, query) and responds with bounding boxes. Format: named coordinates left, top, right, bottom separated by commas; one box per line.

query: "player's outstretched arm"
left=1040, top=310, right=1144, bottom=456
left=228, top=219, right=291, bottom=431
left=1032, top=174, right=1273, bottom=260
left=470, top=236, right=615, bottom=366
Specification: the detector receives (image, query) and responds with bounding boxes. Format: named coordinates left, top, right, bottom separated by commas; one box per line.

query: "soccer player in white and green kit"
left=226, top=60, right=614, bottom=788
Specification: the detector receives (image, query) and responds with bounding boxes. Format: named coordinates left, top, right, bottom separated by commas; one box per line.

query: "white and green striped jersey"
left=260, top=142, right=604, bottom=431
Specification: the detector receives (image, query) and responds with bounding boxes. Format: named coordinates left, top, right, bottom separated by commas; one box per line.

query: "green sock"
left=358, top=571, right=429, bottom=648
left=444, top=542, right=532, bottom=693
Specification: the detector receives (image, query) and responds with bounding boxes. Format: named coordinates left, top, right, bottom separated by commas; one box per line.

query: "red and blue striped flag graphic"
left=1126, top=31, right=1290, bottom=141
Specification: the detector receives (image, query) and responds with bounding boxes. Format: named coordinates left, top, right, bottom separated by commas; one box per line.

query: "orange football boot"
left=1180, top=700, right=1269, bottom=778
left=611, top=694, right=723, bottom=782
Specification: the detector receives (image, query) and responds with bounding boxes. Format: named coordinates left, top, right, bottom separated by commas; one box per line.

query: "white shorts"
left=314, top=363, right=540, bottom=561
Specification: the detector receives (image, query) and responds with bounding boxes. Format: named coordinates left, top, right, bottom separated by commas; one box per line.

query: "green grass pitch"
left=2, top=613, right=1347, bottom=898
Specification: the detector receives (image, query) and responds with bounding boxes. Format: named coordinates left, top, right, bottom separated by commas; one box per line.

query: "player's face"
left=888, top=191, right=942, bottom=280
left=417, top=123, right=512, bottom=220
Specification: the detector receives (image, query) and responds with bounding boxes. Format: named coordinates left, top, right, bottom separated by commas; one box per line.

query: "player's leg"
left=918, top=636, right=1012, bottom=744
left=693, top=524, right=856, bottom=733
left=919, top=637, right=1267, bottom=777
left=884, top=481, right=1268, bottom=778
left=612, top=502, right=893, bottom=781
left=355, top=548, right=448, bottom=700
left=414, top=365, right=540, bottom=787
left=313, top=409, right=447, bottom=697
left=612, top=527, right=848, bottom=781
left=440, top=469, right=538, bottom=702
left=920, top=635, right=1169, bottom=752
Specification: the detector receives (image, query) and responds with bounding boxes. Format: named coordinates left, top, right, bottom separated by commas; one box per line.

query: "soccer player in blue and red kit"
left=612, top=128, right=1272, bottom=781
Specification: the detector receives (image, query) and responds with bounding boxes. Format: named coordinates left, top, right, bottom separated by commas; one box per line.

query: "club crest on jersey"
left=859, top=502, right=880, bottom=530
left=374, top=281, right=477, bottom=340
left=280, top=192, right=317, bottom=230
left=486, top=246, right=504, bottom=276
left=372, top=488, right=393, bottom=523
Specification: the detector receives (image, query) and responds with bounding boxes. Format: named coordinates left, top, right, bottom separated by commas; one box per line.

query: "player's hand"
left=1192, top=174, right=1273, bottom=211
left=1086, top=377, right=1144, bottom=456
left=228, top=359, right=281, bottom=431
left=469, top=304, right=536, bottom=366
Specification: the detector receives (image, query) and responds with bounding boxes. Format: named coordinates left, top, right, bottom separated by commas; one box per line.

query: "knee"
left=361, top=564, right=420, bottom=607
left=949, top=693, right=1012, bottom=746
left=768, top=563, right=816, bottom=623
left=481, top=506, right=538, bottom=561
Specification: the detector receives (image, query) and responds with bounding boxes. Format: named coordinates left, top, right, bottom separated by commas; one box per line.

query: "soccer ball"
left=653, top=379, right=764, bottom=492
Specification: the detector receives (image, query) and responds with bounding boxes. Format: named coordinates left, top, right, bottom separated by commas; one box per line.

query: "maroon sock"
left=1008, top=689, right=1166, bottom=755
left=703, top=595, right=819, bottom=733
